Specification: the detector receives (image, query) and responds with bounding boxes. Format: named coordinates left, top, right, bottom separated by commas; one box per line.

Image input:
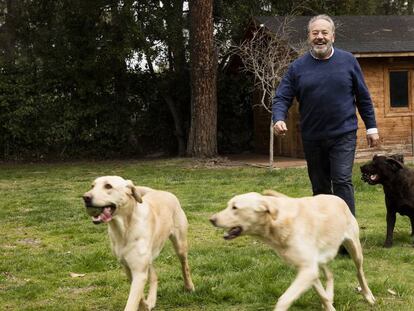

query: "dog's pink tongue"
left=101, top=207, right=113, bottom=223
left=92, top=207, right=113, bottom=223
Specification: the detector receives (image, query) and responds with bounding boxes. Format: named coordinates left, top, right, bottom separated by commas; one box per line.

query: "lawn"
left=1, top=158, right=413, bottom=310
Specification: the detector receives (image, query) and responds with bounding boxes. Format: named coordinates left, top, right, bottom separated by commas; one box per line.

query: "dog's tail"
left=262, top=189, right=289, bottom=198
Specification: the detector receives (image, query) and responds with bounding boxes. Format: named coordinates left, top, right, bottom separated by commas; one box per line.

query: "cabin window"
left=389, top=70, right=409, bottom=108
left=384, top=66, right=413, bottom=117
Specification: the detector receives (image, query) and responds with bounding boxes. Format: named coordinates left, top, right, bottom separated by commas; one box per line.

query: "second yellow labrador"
left=210, top=190, right=375, bottom=311
left=83, top=176, right=195, bottom=311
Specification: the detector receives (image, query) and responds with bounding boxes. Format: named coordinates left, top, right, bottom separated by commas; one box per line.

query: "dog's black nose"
left=83, top=194, right=92, bottom=206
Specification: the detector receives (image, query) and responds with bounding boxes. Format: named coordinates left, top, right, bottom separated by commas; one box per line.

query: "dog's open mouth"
left=86, top=205, right=116, bottom=224
left=224, top=226, right=243, bottom=240
left=361, top=172, right=379, bottom=184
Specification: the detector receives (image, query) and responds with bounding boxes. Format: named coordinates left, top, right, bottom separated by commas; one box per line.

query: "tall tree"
left=187, top=0, right=217, bottom=157
left=229, top=17, right=306, bottom=169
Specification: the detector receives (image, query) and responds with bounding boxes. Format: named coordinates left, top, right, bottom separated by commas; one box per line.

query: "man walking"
left=272, top=14, right=380, bottom=216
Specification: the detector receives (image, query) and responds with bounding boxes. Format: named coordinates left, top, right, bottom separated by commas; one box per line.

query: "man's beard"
left=310, top=41, right=333, bottom=59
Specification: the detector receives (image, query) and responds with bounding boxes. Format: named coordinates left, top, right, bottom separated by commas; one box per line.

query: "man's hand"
left=367, top=133, right=380, bottom=147
left=273, top=120, right=288, bottom=136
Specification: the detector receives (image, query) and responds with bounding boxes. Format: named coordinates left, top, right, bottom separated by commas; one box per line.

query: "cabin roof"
left=254, top=15, right=414, bottom=55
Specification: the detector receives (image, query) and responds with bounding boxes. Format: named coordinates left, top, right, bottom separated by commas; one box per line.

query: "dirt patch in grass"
left=17, top=238, right=42, bottom=246
left=184, top=157, right=242, bottom=169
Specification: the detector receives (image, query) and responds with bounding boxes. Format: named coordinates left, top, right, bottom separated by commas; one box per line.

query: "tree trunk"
left=163, top=93, right=187, bottom=155
left=187, top=0, right=217, bottom=157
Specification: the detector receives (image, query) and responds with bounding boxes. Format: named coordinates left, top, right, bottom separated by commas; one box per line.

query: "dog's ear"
left=259, top=198, right=278, bottom=221
left=126, top=180, right=143, bottom=203
left=385, top=157, right=404, bottom=171
left=390, top=154, right=404, bottom=164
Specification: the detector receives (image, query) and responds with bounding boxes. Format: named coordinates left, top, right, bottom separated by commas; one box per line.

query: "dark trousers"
left=302, top=131, right=357, bottom=215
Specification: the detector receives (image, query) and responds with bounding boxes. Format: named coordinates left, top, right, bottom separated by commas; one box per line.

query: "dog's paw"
left=185, top=282, right=195, bottom=292
left=321, top=303, right=335, bottom=311
left=366, top=293, right=376, bottom=305
left=383, top=241, right=393, bottom=248
left=357, top=286, right=376, bottom=305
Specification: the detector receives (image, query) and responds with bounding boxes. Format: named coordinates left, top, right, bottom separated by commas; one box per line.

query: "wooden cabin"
left=251, top=16, right=414, bottom=158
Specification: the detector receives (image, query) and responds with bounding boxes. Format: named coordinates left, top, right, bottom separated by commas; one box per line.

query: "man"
left=272, top=14, right=380, bottom=216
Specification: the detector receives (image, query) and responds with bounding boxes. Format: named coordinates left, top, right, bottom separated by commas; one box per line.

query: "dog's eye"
left=232, top=205, right=238, bottom=210
left=104, top=183, right=113, bottom=189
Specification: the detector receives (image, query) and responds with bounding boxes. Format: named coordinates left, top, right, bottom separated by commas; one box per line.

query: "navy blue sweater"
left=272, top=48, right=377, bottom=140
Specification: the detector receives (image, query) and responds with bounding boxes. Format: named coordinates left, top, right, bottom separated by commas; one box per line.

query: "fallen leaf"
left=70, top=272, right=86, bottom=278
left=387, top=289, right=397, bottom=296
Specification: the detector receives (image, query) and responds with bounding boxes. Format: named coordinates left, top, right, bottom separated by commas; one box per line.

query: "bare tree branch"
left=226, top=16, right=307, bottom=169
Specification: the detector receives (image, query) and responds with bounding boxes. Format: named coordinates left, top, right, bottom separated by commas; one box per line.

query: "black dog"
left=360, top=154, right=414, bottom=247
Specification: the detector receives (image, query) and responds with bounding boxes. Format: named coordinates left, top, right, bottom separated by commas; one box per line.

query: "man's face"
left=308, top=19, right=335, bottom=59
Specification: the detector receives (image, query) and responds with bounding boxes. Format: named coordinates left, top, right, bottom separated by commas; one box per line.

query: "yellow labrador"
left=83, top=176, right=195, bottom=311
left=210, top=190, right=375, bottom=311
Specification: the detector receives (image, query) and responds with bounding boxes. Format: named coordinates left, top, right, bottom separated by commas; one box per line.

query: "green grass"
left=1, top=158, right=413, bottom=310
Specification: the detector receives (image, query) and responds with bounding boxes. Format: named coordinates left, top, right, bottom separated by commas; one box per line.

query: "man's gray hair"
left=308, top=14, right=335, bottom=33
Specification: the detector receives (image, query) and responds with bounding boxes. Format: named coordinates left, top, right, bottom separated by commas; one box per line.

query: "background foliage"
left=0, top=0, right=413, bottom=160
